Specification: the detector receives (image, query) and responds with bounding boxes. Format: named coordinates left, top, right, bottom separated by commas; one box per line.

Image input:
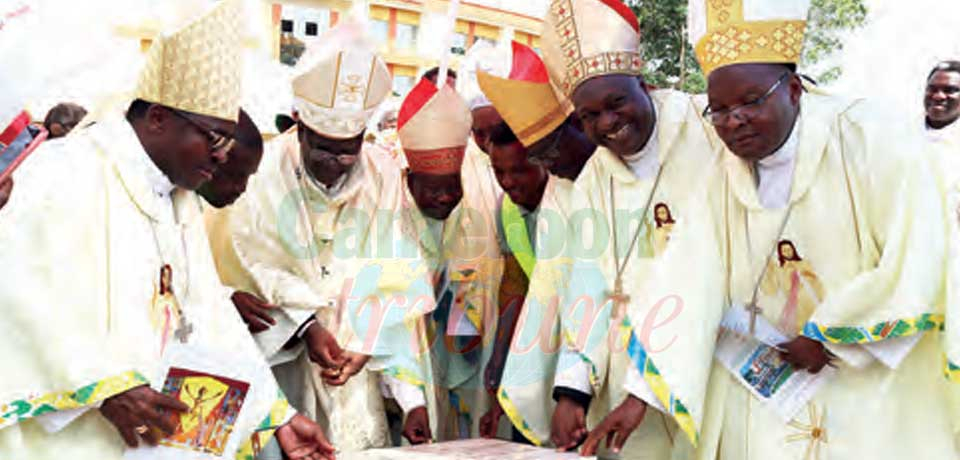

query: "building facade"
left=275, top=0, right=546, bottom=95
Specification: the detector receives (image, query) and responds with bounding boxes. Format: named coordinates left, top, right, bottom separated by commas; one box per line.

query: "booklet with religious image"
left=124, top=344, right=263, bottom=460
left=157, top=368, right=250, bottom=456
left=715, top=304, right=836, bottom=421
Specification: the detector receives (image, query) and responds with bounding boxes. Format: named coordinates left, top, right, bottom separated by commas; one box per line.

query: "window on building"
left=280, top=19, right=293, bottom=33
left=393, top=75, right=415, bottom=96
left=395, top=23, right=418, bottom=50
left=305, top=22, right=318, bottom=36
left=451, top=32, right=468, bottom=55
left=370, top=19, right=389, bottom=44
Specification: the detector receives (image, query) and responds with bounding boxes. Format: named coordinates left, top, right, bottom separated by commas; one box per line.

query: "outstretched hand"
left=778, top=336, right=834, bottom=373
left=580, top=395, right=647, bottom=456
left=276, top=414, right=336, bottom=460
left=99, top=385, right=189, bottom=448
left=550, top=396, right=587, bottom=451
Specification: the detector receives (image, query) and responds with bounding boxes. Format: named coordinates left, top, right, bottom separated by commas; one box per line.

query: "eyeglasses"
left=170, top=110, right=235, bottom=154
left=703, top=73, right=790, bottom=125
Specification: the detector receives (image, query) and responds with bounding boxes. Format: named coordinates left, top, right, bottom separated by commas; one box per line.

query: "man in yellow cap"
left=505, top=0, right=720, bottom=457
left=224, top=23, right=412, bottom=453
left=474, top=40, right=596, bottom=442
left=0, top=2, right=335, bottom=459
left=671, top=1, right=954, bottom=458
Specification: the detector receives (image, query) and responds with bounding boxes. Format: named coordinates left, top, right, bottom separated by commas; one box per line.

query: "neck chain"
left=148, top=197, right=193, bottom=343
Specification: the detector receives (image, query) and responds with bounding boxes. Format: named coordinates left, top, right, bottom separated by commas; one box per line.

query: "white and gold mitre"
left=292, top=21, right=392, bottom=140
left=541, top=0, right=644, bottom=97
left=688, top=0, right=811, bottom=76
left=134, top=0, right=244, bottom=122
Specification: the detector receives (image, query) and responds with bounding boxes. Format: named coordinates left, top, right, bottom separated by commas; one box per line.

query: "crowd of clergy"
left=3, top=0, right=960, bottom=459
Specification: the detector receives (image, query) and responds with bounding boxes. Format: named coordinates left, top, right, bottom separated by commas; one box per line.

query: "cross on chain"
left=175, top=319, right=194, bottom=343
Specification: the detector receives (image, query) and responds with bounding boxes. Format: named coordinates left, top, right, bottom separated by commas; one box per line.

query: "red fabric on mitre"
left=508, top=41, right=550, bottom=84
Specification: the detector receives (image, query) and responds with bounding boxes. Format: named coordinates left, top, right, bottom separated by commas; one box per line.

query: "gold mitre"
left=398, top=79, right=472, bottom=175
left=688, top=0, right=811, bottom=76
left=292, top=21, right=392, bottom=139
left=134, top=0, right=244, bottom=122
left=541, top=0, right=644, bottom=97
left=478, top=41, right=573, bottom=147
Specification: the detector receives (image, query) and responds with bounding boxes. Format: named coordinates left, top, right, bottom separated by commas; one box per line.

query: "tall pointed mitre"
left=541, top=0, right=644, bottom=97
left=688, top=0, right=811, bottom=77
left=398, top=79, right=472, bottom=175
left=477, top=41, right=574, bottom=147
left=292, top=20, right=393, bottom=139
left=457, top=41, right=513, bottom=111
left=133, top=0, right=244, bottom=122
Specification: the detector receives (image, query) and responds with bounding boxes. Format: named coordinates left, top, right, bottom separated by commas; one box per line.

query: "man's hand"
left=479, top=399, right=504, bottom=438
left=550, top=396, right=587, bottom=451
left=231, top=291, right=277, bottom=333
left=320, top=351, right=370, bottom=386
left=581, top=395, right=647, bottom=456
left=778, top=336, right=834, bottom=374
left=0, top=177, right=12, bottom=210
left=402, top=406, right=432, bottom=445
left=99, top=385, right=189, bottom=448
left=305, top=322, right=346, bottom=370
left=275, top=414, right=336, bottom=460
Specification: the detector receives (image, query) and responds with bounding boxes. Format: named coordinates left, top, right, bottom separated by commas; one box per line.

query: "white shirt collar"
left=925, top=118, right=960, bottom=143
left=134, top=143, right=176, bottom=199
left=619, top=123, right=660, bottom=180
left=754, top=122, right=800, bottom=210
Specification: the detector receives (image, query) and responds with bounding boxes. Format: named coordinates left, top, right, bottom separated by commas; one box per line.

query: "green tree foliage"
left=626, top=0, right=867, bottom=92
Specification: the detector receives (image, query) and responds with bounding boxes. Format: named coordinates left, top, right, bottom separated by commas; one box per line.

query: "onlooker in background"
left=42, top=102, right=87, bottom=139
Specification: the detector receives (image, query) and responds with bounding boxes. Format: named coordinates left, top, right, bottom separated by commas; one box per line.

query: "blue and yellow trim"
left=497, top=387, right=543, bottom=446
left=236, top=392, right=293, bottom=460
left=802, top=313, right=944, bottom=344
left=0, top=371, right=149, bottom=430
left=623, top=318, right=699, bottom=447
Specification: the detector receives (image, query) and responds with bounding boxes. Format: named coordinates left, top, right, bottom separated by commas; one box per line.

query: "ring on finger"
left=135, top=425, right=150, bottom=435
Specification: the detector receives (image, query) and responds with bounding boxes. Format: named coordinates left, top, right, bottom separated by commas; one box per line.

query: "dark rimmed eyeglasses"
left=703, top=72, right=791, bottom=125
left=170, top=109, right=235, bottom=154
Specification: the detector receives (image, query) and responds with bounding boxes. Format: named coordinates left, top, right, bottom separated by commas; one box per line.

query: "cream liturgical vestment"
left=0, top=116, right=295, bottom=460
left=228, top=130, right=402, bottom=451
left=393, top=78, right=504, bottom=440
left=690, top=91, right=956, bottom=460
left=505, top=90, right=719, bottom=459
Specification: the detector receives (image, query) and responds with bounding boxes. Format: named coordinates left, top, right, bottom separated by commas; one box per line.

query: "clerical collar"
left=619, top=123, right=660, bottom=180
left=753, top=122, right=800, bottom=210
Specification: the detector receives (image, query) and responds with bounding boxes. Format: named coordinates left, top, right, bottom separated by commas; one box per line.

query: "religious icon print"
left=760, top=240, right=825, bottom=335
left=159, top=368, right=250, bottom=455
left=651, top=202, right=676, bottom=255
left=151, top=264, right=182, bottom=354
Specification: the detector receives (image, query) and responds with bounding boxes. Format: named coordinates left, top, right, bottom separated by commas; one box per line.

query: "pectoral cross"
left=607, top=277, right=631, bottom=319
left=175, top=319, right=194, bottom=344
left=321, top=266, right=331, bottom=279
left=747, top=301, right=763, bottom=335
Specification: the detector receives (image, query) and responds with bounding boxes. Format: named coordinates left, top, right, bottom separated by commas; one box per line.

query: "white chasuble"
left=0, top=116, right=294, bottom=460
left=499, top=90, right=721, bottom=459
left=697, top=92, right=954, bottom=460
left=228, top=130, right=405, bottom=451
left=390, top=169, right=504, bottom=440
